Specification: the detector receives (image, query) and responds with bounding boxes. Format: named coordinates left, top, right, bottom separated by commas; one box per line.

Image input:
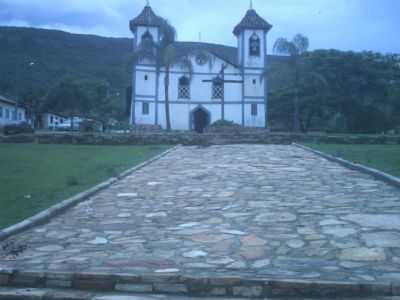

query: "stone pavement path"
left=1, top=145, right=400, bottom=283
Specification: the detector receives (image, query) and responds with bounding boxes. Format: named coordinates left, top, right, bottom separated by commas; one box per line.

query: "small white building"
left=41, top=113, right=83, bottom=130
left=0, top=95, right=27, bottom=126
left=41, top=113, right=71, bottom=129
left=129, top=4, right=272, bottom=132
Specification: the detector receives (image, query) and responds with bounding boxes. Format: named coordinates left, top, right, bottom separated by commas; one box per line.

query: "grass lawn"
left=305, top=144, right=400, bottom=178
left=0, top=144, right=170, bottom=229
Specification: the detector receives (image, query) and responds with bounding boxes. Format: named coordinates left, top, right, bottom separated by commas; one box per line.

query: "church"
left=129, top=2, right=272, bottom=132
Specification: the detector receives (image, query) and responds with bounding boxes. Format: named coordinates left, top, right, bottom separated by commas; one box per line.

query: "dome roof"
left=233, top=9, right=272, bottom=36
left=130, top=5, right=166, bottom=32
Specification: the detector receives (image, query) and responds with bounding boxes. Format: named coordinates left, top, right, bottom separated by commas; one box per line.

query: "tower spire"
left=250, top=0, right=253, bottom=10
left=146, top=0, right=150, bottom=7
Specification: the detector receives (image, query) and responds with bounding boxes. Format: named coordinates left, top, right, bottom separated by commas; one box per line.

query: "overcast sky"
left=0, top=0, right=399, bottom=54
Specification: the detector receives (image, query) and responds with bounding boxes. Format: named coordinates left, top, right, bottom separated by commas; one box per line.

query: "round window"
left=196, top=53, right=208, bottom=66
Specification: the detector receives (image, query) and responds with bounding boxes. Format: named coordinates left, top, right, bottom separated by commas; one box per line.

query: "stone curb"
left=0, top=145, right=180, bottom=242
left=0, top=270, right=398, bottom=298
left=293, top=143, right=400, bottom=189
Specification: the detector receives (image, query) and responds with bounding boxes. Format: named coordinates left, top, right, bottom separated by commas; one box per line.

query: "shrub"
left=79, top=120, right=102, bottom=133
left=210, top=120, right=241, bottom=128
left=3, top=122, right=34, bottom=136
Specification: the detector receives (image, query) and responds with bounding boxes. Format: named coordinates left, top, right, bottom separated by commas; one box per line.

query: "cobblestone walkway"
left=1, top=145, right=400, bottom=283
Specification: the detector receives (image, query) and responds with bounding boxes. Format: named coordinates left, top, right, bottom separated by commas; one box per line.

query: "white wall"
left=244, top=103, right=265, bottom=127
left=0, top=103, right=26, bottom=125
left=42, top=113, right=70, bottom=129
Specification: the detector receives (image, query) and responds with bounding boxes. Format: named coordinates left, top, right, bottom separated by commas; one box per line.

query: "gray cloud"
left=0, top=0, right=399, bottom=53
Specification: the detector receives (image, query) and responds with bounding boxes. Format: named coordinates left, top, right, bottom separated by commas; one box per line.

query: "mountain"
left=0, top=26, right=289, bottom=101
left=0, top=26, right=133, bottom=100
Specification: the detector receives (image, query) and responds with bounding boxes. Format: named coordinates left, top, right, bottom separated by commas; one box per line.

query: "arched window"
left=212, top=77, right=224, bottom=99
left=141, top=31, right=153, bottom=43
left=178, top=76, right=190, bottom=99
left=249, top=33, right=260, bottom=57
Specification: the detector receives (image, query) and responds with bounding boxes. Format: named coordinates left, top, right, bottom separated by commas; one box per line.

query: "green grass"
left=0, top=144, right=170, bottom=229
left=305, top=144, right=400, bottom=178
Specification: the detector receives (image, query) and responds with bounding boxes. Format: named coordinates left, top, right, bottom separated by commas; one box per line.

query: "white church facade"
left=129, top=3, right=272, bottom=132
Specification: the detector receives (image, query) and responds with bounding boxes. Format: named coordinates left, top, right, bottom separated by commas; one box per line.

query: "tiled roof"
left=174, top=42, right=287, bottom=68
left=130, top=5, right=166, bottom=32
left=0, top=95, right=16, bottom=106
left=233, top=9, right=272, bottom=36
left=174, top=42, right=239, bottom=67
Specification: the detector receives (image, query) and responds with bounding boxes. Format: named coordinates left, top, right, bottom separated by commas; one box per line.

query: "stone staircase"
left=0, top=287, right=399, bottom=300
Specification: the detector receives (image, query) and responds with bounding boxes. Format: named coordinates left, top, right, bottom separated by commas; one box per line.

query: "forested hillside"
left=0, top=26, right=132, bottom=99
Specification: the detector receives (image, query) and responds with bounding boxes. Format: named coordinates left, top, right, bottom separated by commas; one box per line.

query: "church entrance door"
left=191, top=107, right=210, bottom=133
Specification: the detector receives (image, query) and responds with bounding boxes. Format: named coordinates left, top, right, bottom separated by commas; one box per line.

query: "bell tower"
left=233, top=2, right=273, bottom=128
left=129, top=3, right=166, bottom=126
left=234, top=2, right=272, bottom=68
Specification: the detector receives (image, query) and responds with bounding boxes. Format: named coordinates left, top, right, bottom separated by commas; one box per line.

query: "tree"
left=272, top=34, right=310, bottom=132
left=307, top=50, right=400, bottom=133
left=263, top=34, right=327, bottom=132
left=129, top=21, right=194, bottom=131
left=20, top=86, right=47, bottom=128
left=83, top=80, right=124, bottom=131
left=44, top=76, right=90, bottom=129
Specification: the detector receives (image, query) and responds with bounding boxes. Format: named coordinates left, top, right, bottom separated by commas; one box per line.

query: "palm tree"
left=129, top=21, right=193, bottom=131
left=273, top=34, right=310, bottom=132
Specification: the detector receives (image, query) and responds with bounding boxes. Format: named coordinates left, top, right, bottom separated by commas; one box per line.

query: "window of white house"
left=144, top=75, right=148, bottom=80
left=178, top=76, right=190, bottom=99
left=18, top=112, right=22, bottom=121
left=0, top=106, right=3, bottom=118
left=5, top=109, right=10, bottom=120
left=251, top=103, right=258, bottom=116
left=249, top=33, right=261, bottom=57
left=142, top=102, right=150, bottom=115
left=12, top=110, right=17, bottom=121
left=212, top=78, right=224, bottom=99
left=50, top=116, right=54, bottom=124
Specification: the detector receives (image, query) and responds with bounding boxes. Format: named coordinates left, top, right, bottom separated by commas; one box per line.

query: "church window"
left=196, top=53, right=208, bottom=66
left=253, top=79, right=257, bottom=85
left=144, top=75, right=148, bottom=81
left=249, top=33, right=261, bottom=57
left=178, top=76, right=190, bottom=99
left=142, top=102, right=149, bottom=115
left=141, top=31, right=153, bottom=44
left=251, top=103, right=258, bottom=116
left=212, top=77, right=224, bottom=99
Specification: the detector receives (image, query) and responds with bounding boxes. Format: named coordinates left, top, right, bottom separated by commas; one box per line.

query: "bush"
left=210, top=120, right=241, bottom=128
left=3, top=122, right=34, bottom=136
left=79, top=120, right=102, bottom=133
left=110, top=121, right=134, bottom=132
